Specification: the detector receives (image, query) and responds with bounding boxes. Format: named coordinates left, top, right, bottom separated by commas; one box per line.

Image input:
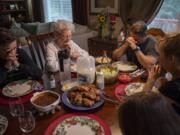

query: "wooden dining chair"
left=25, top=32, right=55, bottom=70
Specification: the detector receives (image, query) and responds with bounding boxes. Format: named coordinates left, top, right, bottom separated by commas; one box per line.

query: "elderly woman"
left=0, top=28, right=42, bottom=88
left=45, top=20, right=89, bottom=72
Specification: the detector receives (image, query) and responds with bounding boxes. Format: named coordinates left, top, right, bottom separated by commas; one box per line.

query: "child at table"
left=118, top=92, right=180, bottom=135
left=144, top=33, right=180, bottom=114
left=0, top=28, right=42, bottom=88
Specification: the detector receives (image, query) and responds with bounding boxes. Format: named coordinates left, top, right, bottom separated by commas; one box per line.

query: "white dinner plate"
left=0, top=114, right=8, bottom=135
left=2, top=80, right=41, bottom=98
left=112, top=61, right=138, bottom=72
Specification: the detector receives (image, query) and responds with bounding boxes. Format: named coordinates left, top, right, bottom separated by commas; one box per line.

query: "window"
left=43, top=0, right=73, bottom=22
left=149, top=0, right=180, bottom=32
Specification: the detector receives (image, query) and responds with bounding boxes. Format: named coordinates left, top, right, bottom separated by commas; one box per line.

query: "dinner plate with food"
left=44, top=113, right=111, bottom=135
left=95, top=57, right=112, bottom=65
left=62, top=84, right=104, bottom=111
left=124, top=82, right=145, bottom=96
left=112, top=61, right=138, bottom=72
left=0, top=114, right=8, bottom=135
left=2, top=80, right=42, bottom=98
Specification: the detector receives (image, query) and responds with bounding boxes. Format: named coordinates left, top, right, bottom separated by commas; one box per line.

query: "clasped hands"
left=126, top=37, right=138, bottom=50
left=5, top=52, right=19, bottom=71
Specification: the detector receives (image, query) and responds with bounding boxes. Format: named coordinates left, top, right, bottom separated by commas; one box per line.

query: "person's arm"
left=127, top=37, right=157, bottom=69
left=18, top=49, right=42, bottom=80
left=143, top=65, right=162, bottom=91
left=45, top=43, right=59, bottom=72
left=134, top=51, right=157, bottom=69
left=0, top=67, right=8, bottom=84
left=112, top=42, right=129, bottom=60
left=69, top=40, right=89, bottom=59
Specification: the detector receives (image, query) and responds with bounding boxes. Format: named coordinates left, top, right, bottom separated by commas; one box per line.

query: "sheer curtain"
left=149, top=0, right=180, bottom=33
left=43, top=0, right=73, bottom=22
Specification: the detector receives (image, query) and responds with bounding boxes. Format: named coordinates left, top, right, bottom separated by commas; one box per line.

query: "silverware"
left=100, top=91, right=120, bottom=105
left=101, top=96, right=120, bottom=105
left=129, top=69, right=145, bottom=78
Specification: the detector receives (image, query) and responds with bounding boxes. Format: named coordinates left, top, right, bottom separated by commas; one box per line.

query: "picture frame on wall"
left=90, top=0, right=119, bottom=14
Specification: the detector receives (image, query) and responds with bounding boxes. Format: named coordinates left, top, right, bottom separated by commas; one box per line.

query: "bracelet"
left=133, top=46, right=140, bottom=52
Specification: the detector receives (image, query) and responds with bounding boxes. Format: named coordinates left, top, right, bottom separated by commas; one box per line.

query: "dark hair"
left=130, top=21, right=147, bottom=36
left=160, top=33, right=180, bottom=61
left=118, top=92, right=180, bottom=135
left=0, top=28, right=16, bottom=47
left=147, top=28, right=166, bottom=37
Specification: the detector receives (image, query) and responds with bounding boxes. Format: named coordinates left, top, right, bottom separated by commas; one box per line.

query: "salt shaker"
left=50, top=74, right=56, bottom=90
left=96, top=72, right=104, bottom=90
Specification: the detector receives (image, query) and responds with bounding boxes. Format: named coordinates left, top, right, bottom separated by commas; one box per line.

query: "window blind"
left=44, top=0, right=73, bottom=22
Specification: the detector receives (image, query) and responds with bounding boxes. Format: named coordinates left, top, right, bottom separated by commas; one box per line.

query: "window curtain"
left=71, top=0, right=88, bottom=25
left=119, top=0, right=164, bottom=35
left=32, top=0, right=44, bottom=22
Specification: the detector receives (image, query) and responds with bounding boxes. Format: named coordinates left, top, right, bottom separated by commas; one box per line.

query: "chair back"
left=25, top=32, right=55, bottom=70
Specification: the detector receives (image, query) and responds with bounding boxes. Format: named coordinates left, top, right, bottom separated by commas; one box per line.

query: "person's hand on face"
left=4, top=41, right=19, bottom=69
left=63, top=42, right=71, bottom=51
left=147, top=65, right=161, bottom=82
left=126, top=37, right=137, bottom=49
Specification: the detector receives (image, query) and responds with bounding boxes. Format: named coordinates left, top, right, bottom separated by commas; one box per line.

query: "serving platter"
left=62, top=92, right=104, bottom=111
left=112, top=61, right=138, bottom=72
left=2, top=80, right=41, bottom=98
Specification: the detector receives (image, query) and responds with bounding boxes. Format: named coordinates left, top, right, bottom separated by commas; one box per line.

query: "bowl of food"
left=96, top=65, right=118, bottom=84
left=30, top=91, right=60, bottom=112
left=95, top=57, right=112, bottom=65
left=118, top=73, right=132, bottom=83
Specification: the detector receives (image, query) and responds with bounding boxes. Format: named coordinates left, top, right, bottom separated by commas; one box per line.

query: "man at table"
left=113, top=21, right=158, bottom=69
left=0, top=28, right=42, bottom=88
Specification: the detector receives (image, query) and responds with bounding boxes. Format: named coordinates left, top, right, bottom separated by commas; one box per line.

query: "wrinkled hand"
left=147, top=65, right=161, bottom=82
left=5, top=53, right=19, bottom=69
left=126, top=37, right=137, bottom=49
left=63, top=42, right=71, bottom=51
left=70, top=52, right=80, bottom=60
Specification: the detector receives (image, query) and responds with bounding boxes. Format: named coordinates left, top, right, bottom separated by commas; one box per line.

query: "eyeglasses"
left=5, top=47, right=17, bottom=54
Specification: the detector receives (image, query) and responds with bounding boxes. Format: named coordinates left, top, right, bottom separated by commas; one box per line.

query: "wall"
left=87, top=0, right=124, bottom=38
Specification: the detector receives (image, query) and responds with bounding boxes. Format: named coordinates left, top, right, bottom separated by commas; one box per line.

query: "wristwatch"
left=133, top=46, right=140, bottom=52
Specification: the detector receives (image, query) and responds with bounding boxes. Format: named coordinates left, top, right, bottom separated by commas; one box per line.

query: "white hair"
left=54, top=20, right=75, bottom=34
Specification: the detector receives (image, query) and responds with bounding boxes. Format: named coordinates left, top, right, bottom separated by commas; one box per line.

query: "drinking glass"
left=18, top=111, right=35, bottom=133
left=9, top=98, right=24, bottom=117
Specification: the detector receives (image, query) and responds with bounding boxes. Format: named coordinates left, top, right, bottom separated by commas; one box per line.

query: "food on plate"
left=62, top=81, right=79, bottom=91
left=0, top=114, right=8, bottom=135
left=125, top=83, right=144, bottom=96
left=96, top=65, right=118, bottom=84
left=112, top=61, right=137, bottom=72
left=96, top=57, right=111, bottom=64
left=2, top=80, right=40, bottom=97
left=53, top=116, right=104, bottom=135
left=32, top=92, right=59, bottom=107
left=31, top=91, right=60, bottom=112
left=68, top=84, right=101, bottom=107
left=118, top=73, right=132, bottom=83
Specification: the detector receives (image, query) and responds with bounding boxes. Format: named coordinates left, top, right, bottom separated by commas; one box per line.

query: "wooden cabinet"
left=88, top=37, right=118, bottom=57
left=0, top=0, right=30, bottom=22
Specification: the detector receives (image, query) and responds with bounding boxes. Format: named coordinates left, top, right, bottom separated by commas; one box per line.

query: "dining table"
left=0, top=74, right=125, bottom=135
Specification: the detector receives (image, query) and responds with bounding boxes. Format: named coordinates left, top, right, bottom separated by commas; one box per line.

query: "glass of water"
left=18, top=111, right=35, bottom=133
left=9, top=98, right=24, bottom=117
